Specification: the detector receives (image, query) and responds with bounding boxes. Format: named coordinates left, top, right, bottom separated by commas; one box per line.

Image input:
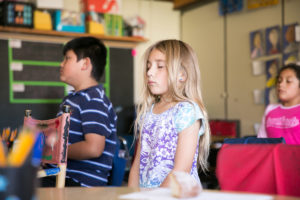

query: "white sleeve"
left=257, top=115, right=267, bottom=138
left=257, top=104, right=278, bottom=138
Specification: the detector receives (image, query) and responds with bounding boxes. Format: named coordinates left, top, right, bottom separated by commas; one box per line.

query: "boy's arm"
left=68, top=133, right=105, bottom=160
left=128, top=139, right=141, bottom=187
left=160, top=120, right=200, bottom=187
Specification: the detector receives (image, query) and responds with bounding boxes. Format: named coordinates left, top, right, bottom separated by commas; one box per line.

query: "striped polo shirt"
left=57, top=84, right=117, bottom=187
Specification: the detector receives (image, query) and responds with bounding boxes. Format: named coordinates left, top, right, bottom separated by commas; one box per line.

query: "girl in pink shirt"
left=258, top=64, right=300, bottom=144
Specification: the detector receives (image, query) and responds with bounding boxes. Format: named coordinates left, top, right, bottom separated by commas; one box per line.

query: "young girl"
left=258, top=63, right=300, bottom=144
left=128, top=40, right=210, bottom=188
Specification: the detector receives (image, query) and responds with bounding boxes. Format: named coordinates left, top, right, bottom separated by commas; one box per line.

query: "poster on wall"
left=265, top=59, right=279, bottom=105
left=265, top=25, right=280, bottom=55
left=219, top=0, right=243, bottom=16
left=250, top=30, right=265, bottom=59
left=283, top=23, right=299, bottom=54
left=282, top=23, right=299, bottom=65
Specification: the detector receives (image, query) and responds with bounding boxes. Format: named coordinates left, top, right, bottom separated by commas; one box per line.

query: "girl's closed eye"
left=157, top=62, right=166, bottom=69
left=146, top=62, right=151, bottom=71
left=285, top=77, right=296, bottom=84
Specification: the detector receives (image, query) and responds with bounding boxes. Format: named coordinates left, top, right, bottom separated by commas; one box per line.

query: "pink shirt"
left=258, top=104, right=300, bottom=145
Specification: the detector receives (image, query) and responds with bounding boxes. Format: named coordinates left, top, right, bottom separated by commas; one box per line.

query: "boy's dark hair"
left=63, top=37, right=107, bottom=81
left=277, top=63, right=300, bottom=87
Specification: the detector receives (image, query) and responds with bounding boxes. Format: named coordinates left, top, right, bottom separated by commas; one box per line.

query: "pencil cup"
left=0, top=164, right=38, bottom=200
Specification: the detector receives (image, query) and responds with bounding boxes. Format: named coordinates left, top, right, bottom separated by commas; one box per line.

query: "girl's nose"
left=278, top=81, right=285, bottom=88
left=147, top=67, right=154, bottom=77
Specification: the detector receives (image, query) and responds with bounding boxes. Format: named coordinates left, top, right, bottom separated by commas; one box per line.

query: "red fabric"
left=216, top=144, right=300, bottom=197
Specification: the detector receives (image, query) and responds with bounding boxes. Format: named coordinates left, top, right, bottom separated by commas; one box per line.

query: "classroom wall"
left=181, top=0, right=300, bottom=136
left=181, top=1, right=225, bottom=119
left=63, top=0, right=180, bottom=103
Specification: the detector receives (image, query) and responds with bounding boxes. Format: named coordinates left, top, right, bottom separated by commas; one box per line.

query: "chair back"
left=209, top=119, right=240, bottom=142
left=109, top=136, right=129, bottom=186
left=223, top=136, right=285, bottom=144
left=23, top=105, right=70, bottom=188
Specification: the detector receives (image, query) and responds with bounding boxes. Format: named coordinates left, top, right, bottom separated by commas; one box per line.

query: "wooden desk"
left=37, top=187, right=300, bottom=200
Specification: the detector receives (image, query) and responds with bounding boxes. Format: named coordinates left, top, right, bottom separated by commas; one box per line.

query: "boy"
left=43, top=37, right=117, bottom=187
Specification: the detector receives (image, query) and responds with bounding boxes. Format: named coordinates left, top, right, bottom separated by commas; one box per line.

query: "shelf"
left=173, top=0, right=197, bottom=9
left=0, top=26, right=147, bottom=48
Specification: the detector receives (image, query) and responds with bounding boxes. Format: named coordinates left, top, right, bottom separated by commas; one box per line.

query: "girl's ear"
left=178, top=71, right=187, bottom=82
left=178, top=76, right=184, bottom=82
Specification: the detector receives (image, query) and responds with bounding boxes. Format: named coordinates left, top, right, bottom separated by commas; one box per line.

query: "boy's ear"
left=81, top=57, right=92, bottom=71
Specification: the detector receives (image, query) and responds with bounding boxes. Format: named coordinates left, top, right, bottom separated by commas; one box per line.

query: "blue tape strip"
left=44, top=168, right=60, bottom=176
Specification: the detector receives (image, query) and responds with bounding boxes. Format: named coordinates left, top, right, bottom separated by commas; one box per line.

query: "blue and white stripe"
left=60, top=84, right=117, bottom=187
left=82, top=121, right=112, bottom=133
left=67, top=169, right=108, bottom=183
left=81, top=109, right=108, bottom=117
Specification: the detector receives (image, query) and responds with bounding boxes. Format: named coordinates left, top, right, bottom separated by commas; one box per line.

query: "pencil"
left=10, top=129, right=17, bottom=142
left=4, top=127, right=10, bottom=141
left=0, top=141, right=7, bottom=166
left=8, top=129, right=35, bottom=167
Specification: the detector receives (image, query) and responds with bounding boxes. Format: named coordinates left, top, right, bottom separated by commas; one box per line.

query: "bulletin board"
left=0, top=38, right=134, bottom=135
left=7, top=39, right=65, bottom=104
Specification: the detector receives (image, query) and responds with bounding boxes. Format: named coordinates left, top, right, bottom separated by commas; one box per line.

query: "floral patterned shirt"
left=139, top=101, right=205, bottom=188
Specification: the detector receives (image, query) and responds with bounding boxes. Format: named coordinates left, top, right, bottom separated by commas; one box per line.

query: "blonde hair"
left=134, top=39, right=210, bottom=172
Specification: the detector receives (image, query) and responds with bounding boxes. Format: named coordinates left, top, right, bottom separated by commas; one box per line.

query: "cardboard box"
left=53, top=10, right=85, bottom=33
left=86, top=11, right=122, bottom=36
left=104, top=13, right=123, bottom=36
left=34, top=10, right=52, bottom=30
left=86, top=21, right=105, bottom=34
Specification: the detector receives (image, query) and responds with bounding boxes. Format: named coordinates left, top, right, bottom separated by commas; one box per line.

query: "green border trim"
left=12, top=60, right=60, bottom=66
left=8, top=43, right=14, bottom=103
left=104, top=46, right=110, bottom=98
left=11, top=99, right=62, bottom=104
left=13, top=81, right=66, bottom=86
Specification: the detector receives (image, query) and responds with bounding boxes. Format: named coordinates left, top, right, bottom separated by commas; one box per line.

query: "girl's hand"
left=160, top=173, right=171, bottom=187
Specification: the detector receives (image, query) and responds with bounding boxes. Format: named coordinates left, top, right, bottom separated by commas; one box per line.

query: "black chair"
left=108, top=136, right=130, bottom=186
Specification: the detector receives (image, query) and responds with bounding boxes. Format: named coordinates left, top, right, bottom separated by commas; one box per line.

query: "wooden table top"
left=36, top=187, right=300, bottom=200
